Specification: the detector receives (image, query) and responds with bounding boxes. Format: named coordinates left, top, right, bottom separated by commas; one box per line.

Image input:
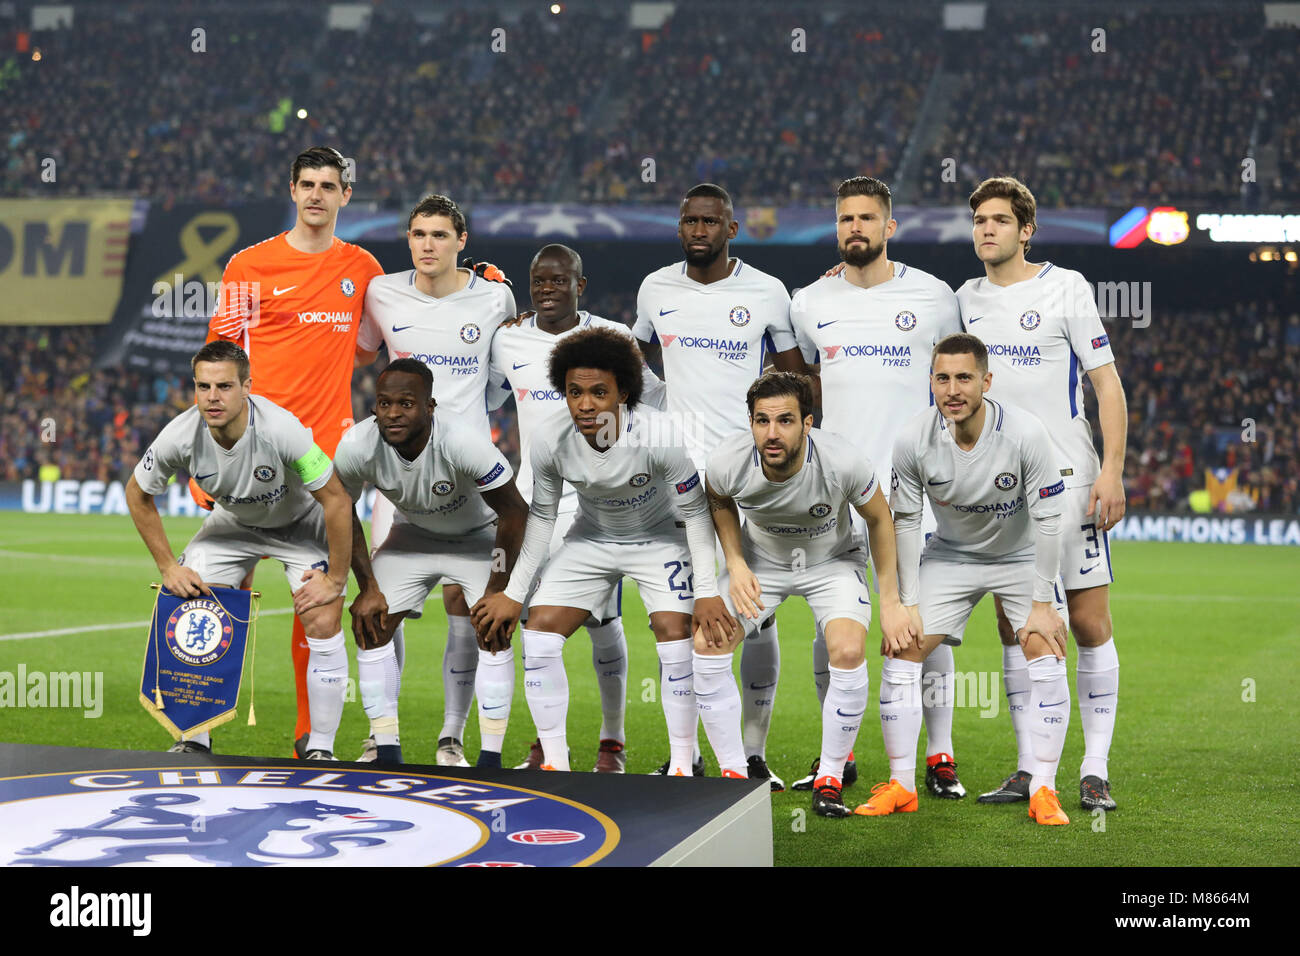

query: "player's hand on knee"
left=880, top=602, right=916, bottom=657
left=478, top=624, right=514, bottom=654
left=294, top=570, right=346, bottom=615
left=1019, top=603, right=1067, bottom=660
left=349, top=586, right=389, bottom=649
left=728, top=564, right=765, bottom=620
left=162, top=563, right=210, bottom=599
left=693, top=596, right=738, bottom=649
left=471, top=593, right=522, bottom=642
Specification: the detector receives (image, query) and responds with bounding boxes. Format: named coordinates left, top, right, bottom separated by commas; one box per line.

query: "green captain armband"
left=292, top=444, right=333, bottom=485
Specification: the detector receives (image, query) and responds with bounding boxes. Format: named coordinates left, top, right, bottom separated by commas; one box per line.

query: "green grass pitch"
left=1, top=513, right=1297, bottom=866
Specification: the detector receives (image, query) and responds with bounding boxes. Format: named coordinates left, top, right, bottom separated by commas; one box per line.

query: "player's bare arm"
left=855, top=486, right=915, bottom=656
left=125, top=474, right=211, bottom=599
left=706, top=479, right=764, bottom=621
left=296, top=473, right=352, bottom=615
left=346, top=504, right=390, bottom=650
left=1087, top=362, right=1128, bottom=531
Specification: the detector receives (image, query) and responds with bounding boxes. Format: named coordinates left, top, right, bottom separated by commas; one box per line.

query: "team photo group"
left=129, top=145, right=1125, bottom=827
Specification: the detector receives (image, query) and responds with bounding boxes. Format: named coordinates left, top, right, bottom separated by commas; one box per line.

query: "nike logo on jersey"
left=391, top=325, right=415, bottom=332
left=659, top=308, right=678, bottom=316
left=927, top=478, right=951, bottom=485
left=1087, top=691, right=1115, bottom=699
left=749, top=681, right=776, bottom=690
left=194, top=473, right=217, bottom=481
left=967, top=315, right=983, bottom=324
left=512, top=362, right=530, bottom=370
left=857, top=598, right=870, bottom=605
left=1039, top=699, right=1068, bottom=709
left=272, top=285, right=297, bottom=296
left=1079, top=565, right=1099, bottom=575
left=816, top=320, right=838, bottom=329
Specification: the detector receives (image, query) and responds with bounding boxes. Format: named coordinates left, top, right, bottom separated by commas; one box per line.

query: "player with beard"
left=790, top=177, right=966, bottom=798
left=633, top=184, right=812, bottom=788
left=699, top=372, right=915, bottom=817
left=487, top=244, right=666, bottom=772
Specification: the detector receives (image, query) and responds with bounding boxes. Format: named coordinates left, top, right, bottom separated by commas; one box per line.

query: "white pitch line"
left=0, top=608, right=297, bottom=642
left=0, top=548, right=157, bottom=568
left=1111, top=592, right=1300, bottom=603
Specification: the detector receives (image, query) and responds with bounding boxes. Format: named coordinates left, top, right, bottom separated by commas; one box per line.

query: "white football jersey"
left=633, top=259, right=797, bottom=467
left=790, top=263, right=961, bottom=485
left=486, top=311, right=667, bottom=500
left=706, top=427, right=878, bottom=568
left=359, top=269, right=516, bottom=439
left=333, top=414, right=513, bottom=538
left=504, top=407, right=716, bottom=602
left=134, top=395, right=330, bottom=528
left=956, top=263, right=1116, bottom=488
left=891, top=398, right=1064, bottom=563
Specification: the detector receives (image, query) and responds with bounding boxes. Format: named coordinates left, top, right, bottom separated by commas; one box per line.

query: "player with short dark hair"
left=633, top=183, right=814, bottom=788
left=334, top=360, right=528, bottom=767
left=860, top=334, right=1072, bottom=824
left=791, top=176, right=966, bottom=798
left=700, top=371, right=914, bottom=816
left=354, top=192, right=517, bottom=767
left=126, top=344, right=355, bottom=758
left=487, top=244, right=667, bottom=772
left=206, top=144, right=384, bottom=757
left=471, top=327, right=735, bottom=775
left=959, top=176, right=1127, bottom=812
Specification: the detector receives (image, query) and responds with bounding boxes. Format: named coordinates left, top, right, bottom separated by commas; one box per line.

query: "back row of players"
left=127, top=153, right=1125, bottom=824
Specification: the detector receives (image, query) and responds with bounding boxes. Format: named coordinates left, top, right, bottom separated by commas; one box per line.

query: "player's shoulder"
left=337, top=416, right=380, bottom=453
left=247, top=394, right=309, bottom=433
left=369, top=269, right=415, bottom=292
left=154, top=404, right=203, bottom=447
left=332, top=237, right=383, bottom=274
left=464, top=270, right=515, bottom=305
left=808, top=426, right=872, bottom=476
left=584, top=313, right=636, bottom=336
left=895, top=261, right=956, bottom=296
left=791, top=272, right=843, bottom=306
left=706, top=429, right=756, bottom=471
left=988, top=398, right=1050, bottom=445
left=638, top=262, right=685, bottom=294
left=954, top=275, right=985, bottom=301
left=1035, top=261, right=1089, bottom=287
left=897, top=405, right=943, bottom=447
left=732, top=259, right=789, bottom=298
left=222, top=232, right=290, bottom=272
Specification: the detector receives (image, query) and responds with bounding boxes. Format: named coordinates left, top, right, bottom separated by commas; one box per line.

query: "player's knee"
left=1070, top=611, right=1112, bottom=647
left=827, top=645, right=865, bottom=670
left=302, top=610, right=342, bottom=640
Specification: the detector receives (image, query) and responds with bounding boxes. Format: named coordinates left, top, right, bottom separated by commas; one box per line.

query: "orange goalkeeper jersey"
left=207, top=233, right=383, bottom=456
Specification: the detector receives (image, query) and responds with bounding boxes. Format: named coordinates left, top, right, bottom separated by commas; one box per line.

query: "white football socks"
left=1027, top=655, right=1070, bottom=793
left=879, top=658, right=923, bottom=793
left=819, top=662, right=868, bottom=784
left=305, top=631, right=348, bottom=754
left=812, top=625, right=830, bottom=706
left=656, top=638, right=696, bottom=775
left=587, top=618, right=628, bottom=743
left=740, top=619, right=780, bottom=759
left=694, top=651, right=746, bottom=776
left=921, top=642, right=955, bottom=758
left=1075, top=639, right=1119, bottom=780
left=356, top=642, right=401, bottom=747
left=522, top=629, right=569, bottom=770
left=475, top=646, right=514, bottom=753
left=439, top=614, right=477, bottom=741
left=391, top=620, right=406, bottom=676
left=1002, top=642, right=1033, bottom=772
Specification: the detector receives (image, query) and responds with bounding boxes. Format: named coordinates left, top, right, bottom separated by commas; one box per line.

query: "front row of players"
left=128, top=329, right=1077, bottom=824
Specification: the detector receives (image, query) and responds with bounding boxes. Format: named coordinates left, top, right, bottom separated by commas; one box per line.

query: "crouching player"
left=333, top=359, right=528, bottom=766
left=125, top=341, right=353, bottom=758
left=471, top=327, right=735, bottom=774
left=697, top=372, right=915, bottom=816
left=859, top=333, right=1072, bottom=824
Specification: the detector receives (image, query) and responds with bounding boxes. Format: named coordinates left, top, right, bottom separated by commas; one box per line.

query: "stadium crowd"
left=2, top=2, right=1295, bottom=208
left=3, top=294, right=1296, bottom=514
